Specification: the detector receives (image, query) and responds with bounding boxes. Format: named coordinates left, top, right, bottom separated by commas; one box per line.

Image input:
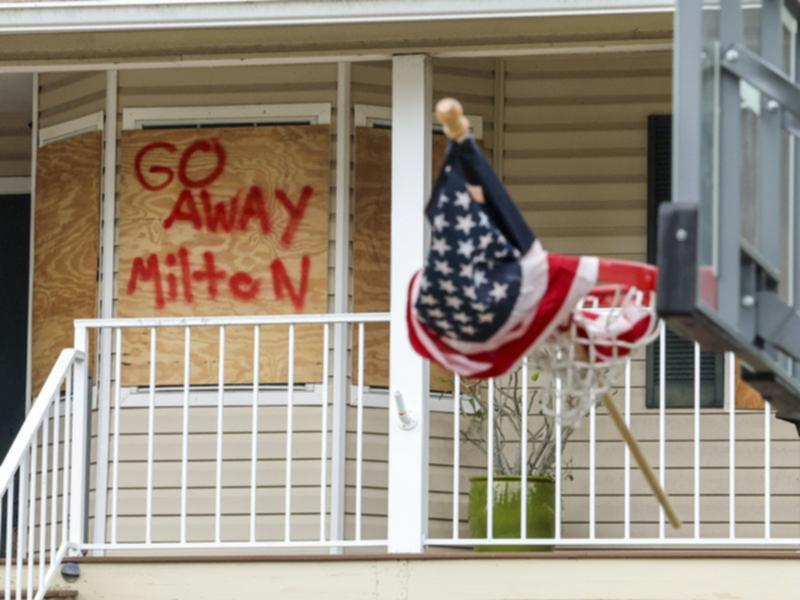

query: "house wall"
left=0, top=111, right=30, bottom=178
left=39, top=72, right=105, bottom=128
left=425, top=50, right=800, bottom=542
left=26, top=27, right=800, bottom=549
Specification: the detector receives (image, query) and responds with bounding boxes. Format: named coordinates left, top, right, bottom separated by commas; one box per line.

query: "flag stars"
left=463, top=285, right=477, bottom=300
left=460, top=324, right=477, bottom=335
left=489, top=282, right=509, bottom=302
left=434, top=260, right=453, bottom=276
left=479, top=233, right=493, bottom=250
left=459, top=263, right=473, bottom=278
left=435, top=319, right=452, bottom=330
left=472, top=301, right=488, bottom=311
left=478, top=211, right=490, bottom=227
left=478, top=313, right=494, bottom=324
left=453, top=312, right=471, bottom=324
left=445, top=296, right=463, bottom=309
left=419, top=293, right=437, bottom=305
left=474, top=270, right=488, bottom=287
left=454, top=190, right=472, bottom=210
left=439, top=192, right=450, bottom=204
left=457, top=239, right=475, bottom=258
left=455, top=214, right=476, bottom=235
left=431, top=237, right=451, bottom=256
left=428, top=307, right=444, bottom=319
left=433, top=213, right=448, bottom=232
left=439, top=279, right=456, bottom=294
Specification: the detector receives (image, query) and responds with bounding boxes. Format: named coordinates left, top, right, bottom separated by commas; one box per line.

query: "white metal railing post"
left=387, top=53, right=431, bottom=554
left=68, top=325, right=90, bottom=555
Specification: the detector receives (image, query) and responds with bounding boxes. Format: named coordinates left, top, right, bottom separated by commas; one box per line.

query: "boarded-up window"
left=31, top=131, right=102, bottom=393
left=116, top=125, right=330, bottom=386
left=352, top=127, right=453, bottom=390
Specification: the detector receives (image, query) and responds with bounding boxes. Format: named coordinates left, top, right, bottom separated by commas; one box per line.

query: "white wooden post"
left=69, top=324, right=90, bottom=555
left=330, top=61, right=351, bottom=551
left=92, top=69, right=118, bottom=552
left=387, top=54, right=431, bottom=553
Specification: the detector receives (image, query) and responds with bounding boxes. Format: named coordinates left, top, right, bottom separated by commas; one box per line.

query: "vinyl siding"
left=29, top=46, right=800, bottom=550
left=0, top=111, right=30, bottom=177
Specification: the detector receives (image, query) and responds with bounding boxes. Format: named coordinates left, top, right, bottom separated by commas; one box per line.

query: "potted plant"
left=457, top=367, right=579, bottom=551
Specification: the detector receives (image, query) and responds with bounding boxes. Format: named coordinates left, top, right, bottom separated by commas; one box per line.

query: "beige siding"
left=425, top=50, right=800, bottom=543
left=0, top=111, right=30, bottom=177
left=504, top=51, right=670, bottom=260
left=29, top=45, right=800, bottom=550
left=35, top=63, right=390, bottom=547
left=38, top=72, right=106, bottom=128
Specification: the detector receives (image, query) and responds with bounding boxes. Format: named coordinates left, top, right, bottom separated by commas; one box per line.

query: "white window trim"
left=39, top=111, right=104, bottom=147
left=122, top=103, right=332, bottom=130
left=354, top=103, right=484, bottom=139
left=0, top=177, right=31, bottom=195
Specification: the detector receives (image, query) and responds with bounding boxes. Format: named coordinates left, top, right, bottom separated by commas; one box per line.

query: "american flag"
left=407, top=136, right=599, bottom=378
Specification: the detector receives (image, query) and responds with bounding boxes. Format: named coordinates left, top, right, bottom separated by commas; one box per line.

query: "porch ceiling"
left=0, top=11, right=672, bottom=71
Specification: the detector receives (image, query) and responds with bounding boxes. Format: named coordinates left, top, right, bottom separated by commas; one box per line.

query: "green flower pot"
left=468, top=475, right=555, bottom=551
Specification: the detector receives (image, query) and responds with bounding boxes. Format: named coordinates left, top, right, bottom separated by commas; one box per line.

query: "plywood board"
left=31, top=131, right=102, bottom=394
left=117, top=126, right=330, bottom=386
left=352, top=127, right=452, bottom=390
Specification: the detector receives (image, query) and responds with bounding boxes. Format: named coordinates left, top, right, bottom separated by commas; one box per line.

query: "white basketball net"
left=529, top=285, right=661, bottom=429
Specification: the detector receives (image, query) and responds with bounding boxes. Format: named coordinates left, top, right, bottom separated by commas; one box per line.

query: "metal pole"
left=758, top=0, right=783, bottom=275
left=717, top=0, right=743, bottom=327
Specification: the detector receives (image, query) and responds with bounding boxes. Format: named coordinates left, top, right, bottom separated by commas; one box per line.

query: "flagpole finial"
left=436, top=97, right=470, bottom=142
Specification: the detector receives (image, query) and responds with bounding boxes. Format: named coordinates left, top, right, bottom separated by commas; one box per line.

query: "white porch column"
left=330, top=61, right=351, bottom=551
left=92, top=69, right=118, bottom=552
left=387, top=54, right=431, bottom=554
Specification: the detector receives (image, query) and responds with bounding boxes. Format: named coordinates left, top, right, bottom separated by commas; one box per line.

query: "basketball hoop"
left=531, top=263, right=660, bottom=429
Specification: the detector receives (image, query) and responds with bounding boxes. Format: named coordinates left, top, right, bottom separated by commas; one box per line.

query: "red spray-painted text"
left=126, top=137, right=316, bottom=310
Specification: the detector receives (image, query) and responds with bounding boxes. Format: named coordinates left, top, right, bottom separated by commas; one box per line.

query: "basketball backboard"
left=659, top=0, right=800, bottom=425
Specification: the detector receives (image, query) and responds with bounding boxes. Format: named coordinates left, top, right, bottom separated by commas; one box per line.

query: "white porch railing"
left=75, top=313, right=391, bottom=553
left=1, top=314, right=799, bottom=596
left=0, top=348, right=87, bottom=600
left=427, top=322, right=800, bottom=548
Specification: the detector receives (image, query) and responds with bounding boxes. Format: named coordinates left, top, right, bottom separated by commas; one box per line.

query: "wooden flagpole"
left=601, top=393, right=682, bottom=529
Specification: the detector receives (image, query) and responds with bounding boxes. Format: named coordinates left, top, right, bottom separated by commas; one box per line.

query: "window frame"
left=121, top=103, right=331, bottom=130
left=118, top=102, right=332, bottom=408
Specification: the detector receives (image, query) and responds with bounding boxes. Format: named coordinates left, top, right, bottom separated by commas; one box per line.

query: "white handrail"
left=0, top=346, right=86, bottom=600
left=75, top=312, right=390, bottom=329
left=0, top=348, right=83, bottom=498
